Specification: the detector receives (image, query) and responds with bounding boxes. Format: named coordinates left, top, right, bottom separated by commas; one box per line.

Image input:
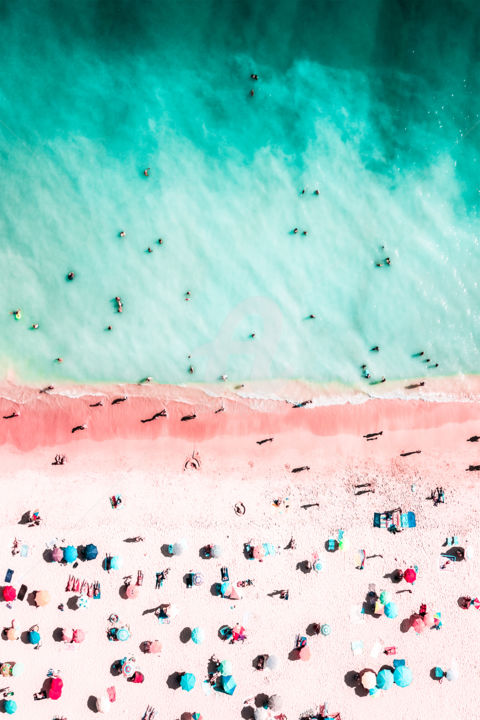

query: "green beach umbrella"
left=63, top=545, right=77, bottom=563
left=191, top=627, right=205, bottom=644
left=394, top=665, right=412, bottom=688
left=219, top=659, right=233, bottom=675
left=376, top=668, right=394, bottom=690
left=221, top=674, right=237, bottom=695
left=4, top=699, right=17, bottom=714
left=180, top=673, right=196, bottom=692
left=379, top=590, right=391, bottom=604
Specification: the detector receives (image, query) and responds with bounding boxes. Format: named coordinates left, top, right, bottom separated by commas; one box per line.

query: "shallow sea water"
left=1, top=0, right=480, bottom=389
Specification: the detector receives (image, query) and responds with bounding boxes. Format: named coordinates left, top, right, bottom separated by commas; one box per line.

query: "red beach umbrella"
left=411, top=615, right=426, bottom=633
left=48, top=677, right=63, bottom=700
left=404, top=568, right=417, bottom=584
left=125, top=585, right=140, bottom=599
left=3, top=586, right=16, bottom=602
left=472, top=598, right=480, bottom=609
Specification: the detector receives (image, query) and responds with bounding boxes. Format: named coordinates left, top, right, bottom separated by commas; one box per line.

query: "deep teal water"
left=1, top=0, right=480, bottom=388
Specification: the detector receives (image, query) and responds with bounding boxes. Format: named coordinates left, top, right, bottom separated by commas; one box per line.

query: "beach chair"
left=393, top=659, right=405, bottom=668
left=384, top=646, right=397, bottom=655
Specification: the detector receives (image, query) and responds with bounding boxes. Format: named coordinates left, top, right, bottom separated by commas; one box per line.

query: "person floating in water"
left=144, top=168, right=150, bottom=176
left=67, top=272, right=75, bottom=280
left=371, top=346, right=379, bottom=352
left=115, top=297, right=123, bottom=313
left=189, top=366, right=194, bottom=374
left=249, top=89, right=254, bottom=97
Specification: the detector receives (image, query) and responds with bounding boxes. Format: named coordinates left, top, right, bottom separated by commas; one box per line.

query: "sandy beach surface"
left=1, top=383, right=480, bottom=719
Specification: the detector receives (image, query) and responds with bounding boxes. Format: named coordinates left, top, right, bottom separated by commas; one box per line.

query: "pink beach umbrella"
left=253, top=545, right=265, bottom=561
left=51, top=547, right=63, bottom=563
left=423, top=612, right=435, bottom=628
left=411, top=615, right=426, bottom=633
left=125, top=585, right=140, bottom=599
left=72, top=629, right=85, bottom=643
left=298, top=646, right=311, bottom=662
left=148, top=640, right=162, bottom=654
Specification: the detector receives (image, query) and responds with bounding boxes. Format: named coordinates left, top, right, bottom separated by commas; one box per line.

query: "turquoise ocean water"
left=1, top=0, right=480, bottom=389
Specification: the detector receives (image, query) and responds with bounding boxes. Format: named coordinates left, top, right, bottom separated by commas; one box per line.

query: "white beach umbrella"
left=97, top=696, right=111, bottom=713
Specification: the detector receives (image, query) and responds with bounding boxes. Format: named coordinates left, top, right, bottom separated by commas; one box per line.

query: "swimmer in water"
left=220, top=374, right=228, bottom=381
left=12, top=309, right=22, bottom=320
left=293, top=228, right=298, bottom=234
left=144, top=168, right=150, bottom=176
left=158, top=238, right=163, bottom=245
left=56, top=358, right=63, bottom=363
left=32, top=323, right=39, bottom=329
left=385, top=257, right=391, bottom=265
left=189, top=365, right=194, bottom=374
left=302, top=230, right=308, bottom=235
left=115, top=297, right=123, bottom=313
left=107, top=325, right=112, bottom=331
left=371, top=346, right=379, bottom=352
left=309, top=314, right=316, bottom=319
left=119, top=231, right=126, bottom=237
left=249, top=89, right=254, bottom=97
left=314, top=189, right=319, bottom=195
left=250, top=74, right=258, bottom=80
left=67, top=272, right=75, bottom=280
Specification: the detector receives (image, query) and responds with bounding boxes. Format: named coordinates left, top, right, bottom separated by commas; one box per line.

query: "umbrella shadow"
left=288, top=648, right=299, bottom=661
left=118, top=585, right=128, bottom=600
left=255, top=693, right=269, bottom=708
left=139, top=641, right=150, bottom=654
left=67, top=596, right=79, bottom=611
left=199, top=546, right=210, bottom=559
left=384, top=571, right=403, bottom=584
left=26, top=592, right=37, bottom=607
left=243, top=544, right=253, bottom=560
left=52, top=627, right=64, bottom=642
left=296, top=560, right=311, bottom=574
left=179, top=627, right=191, bottom=644
left=400, top=617, right=411, bottom=633
left=18, top=511, right=31, bottom=525
left=161, top=544, right=172, bottom=558
left=77, top=545, right=87, bottom=561
left=241, top=709, right=254, bottom=720
left=110, top=660, right=122, bottom=677
left=306, top=623, right=320, bottom=637
left=42, top=549, right=53, bottom=563
left=20, top=631, right=31, bottom=645
left=166, top=672, right=180, bottom=690
left=87, top=695, right=98, bottom=713
left=344, top=670, right=359, bottom=688
left=210, top=583, right=220, bottom=597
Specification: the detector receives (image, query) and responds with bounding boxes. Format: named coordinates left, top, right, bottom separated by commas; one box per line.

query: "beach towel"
left=400, top=513, right=409, bottom=529
left=351, top=640, right=363, bottom=655
left=407, top=511, right=416, bottom=528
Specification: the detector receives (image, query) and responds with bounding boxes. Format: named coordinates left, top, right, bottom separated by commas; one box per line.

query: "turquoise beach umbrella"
left=117, top=627, right=130, bottom=641
left=63, top=545, right=77, bottom=563
left=384, top=602, right=398, bottom=619
left=219, top=659, right=233, bottom=675
left=222, top=675, right=237, bottom=695
left=29, top=630, right=41, bottom=645
left=220, top=581, right=230, bottom=597
left=109, top=556, right=122, bottom=570
left=394, top=665, right=412, bottom=688
left=191, top=627, right=205, bottom=644
left=180, top=672, right=196, bottom=691
left=379, top=590, right=391, bottom=604
left=376, top=668, right=394, bottom=690
left=11, top=661, right=24, bottom=677
left=4, top=699, right=17, bottom=714
left=85, top=543, right=98, bottom=560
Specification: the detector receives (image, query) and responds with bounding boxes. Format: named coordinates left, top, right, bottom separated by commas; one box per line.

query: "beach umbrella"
left=263, top=542, right=276, bottom=556
left=172, top=542, right=184, bottom=556
left=192, top=714, right=203, bottom=720
left=253, top=545, right=265, bottom=560
left=77, top=594, right=89, bottom=609
left=167, top=603, right=179, bottom=619
left=35, top=590, right=50, bottom=607
left=220, top=582, right=231, bottom=597
left=191, top=627, right=205, bottom=645
left=3, top=700, right=16, bottom=714
left=394, top=665, right=412, bottom=688
left=254, top=709, right=269, bottom=720
left=423, top=612, right=435, bottom=628
left=404, top=568, right=416, bottom=584
left=321, top=624, right=331, bottom=636
left=268, top=694, right=282, bottom=710
left=193, top=573, right=204, bottom=586
left=51, top=546, right=63, bottom=562
left=117, top=627, right=130, bottom=641
left=228, top=587, right=240, bottom=600
left=49, top=677, right=63, bottom=700
left=63, top=545, right=78, bottom=564
left=6, top=626, right=17, bottom=641
left=376, top=668, right=394, bottom=690
left=29, top=630, right=41, bottom=645
left=148, top=640, right=162, bottom=654
left=11, top=662, right=24, bottom=677
left=472, top=597, right=480, bottom=610
left=265, top=655, right=278, bottom=670
left=180, top=673, right=196, bottom=692
left=219, top=659, right=233, bottom=675
left=411, top=616, right=426, bottom=634
left=97, top=696, right=111, bottom=713
left=122, top=661, right=135, bottom=678
left=221, top=674, right=237, bottom=695
left=109, top=556, right=122, bottom=570
left=125, top=585, right=140, bottom=599
left=361, top=670, right=377, bottom=690
left=384, top=602, right=399, bottom=619
left=3, top=586, right=16, bottom=602
left=85, top=543, right=98, bottom=560
left=379, top=590, right=391, bottom=604
left=211, top=544, right=222, bottom=558
left=298, top=645, right=311, bottom=662
left=0, top=664, right=12, bottom=677
left=446, top=667, right=459, bottom=682
left=62, top=629, right=73, bottom=643
left=72, top=629, right=85, bottom=643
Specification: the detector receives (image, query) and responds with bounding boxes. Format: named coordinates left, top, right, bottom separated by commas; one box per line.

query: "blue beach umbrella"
left=4, top=699, right=17, bottom=714
left=376, top=668, right=394, bottom=690
left=29, top=630, right=41, bottom=645
left=180, top=672, right=196, bottom=691
left=222, top=675, right=237, bottom=695
left=384, top=602, right=398, bottom=619
left=109, top=556, right=122, bottom=570
left=63, top=545, right=78, bottom=563
left=116, top=627, right=130, bottom=642
left=85, top=543, right=98, bottom=560
left=394, top=665, right=412, bottom=688
left=191, top=627, right=205, bottom=644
